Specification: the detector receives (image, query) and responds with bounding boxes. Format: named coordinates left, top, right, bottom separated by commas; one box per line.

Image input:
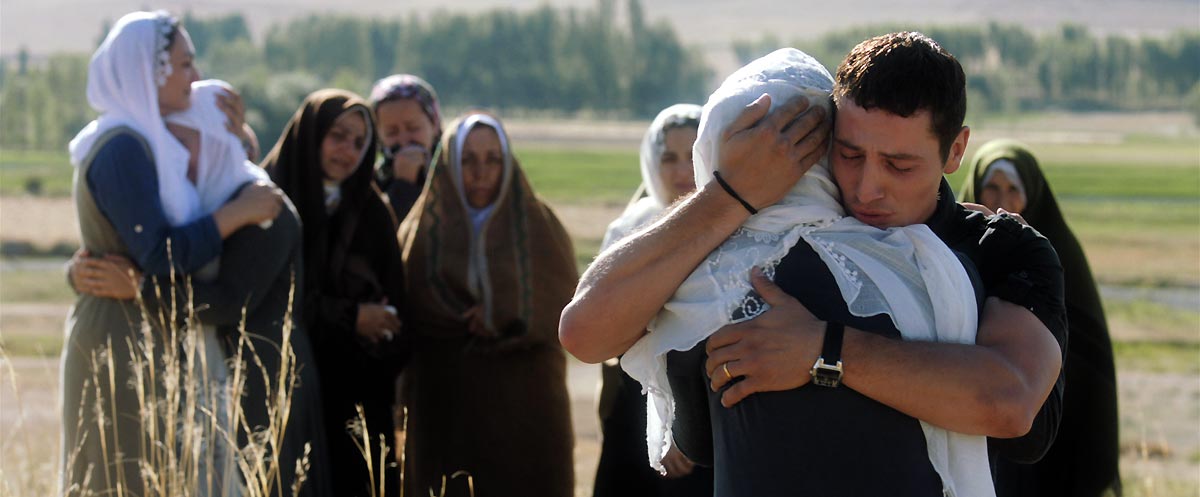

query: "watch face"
left=811, top=359, right=844, bottom=388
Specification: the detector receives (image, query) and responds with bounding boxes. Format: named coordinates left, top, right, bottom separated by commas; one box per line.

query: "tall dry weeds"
left=48, top=258, right=311, bottom=497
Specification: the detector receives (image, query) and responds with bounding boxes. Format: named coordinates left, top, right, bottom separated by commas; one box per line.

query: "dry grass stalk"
left=47, top=250, right=311, bottom=497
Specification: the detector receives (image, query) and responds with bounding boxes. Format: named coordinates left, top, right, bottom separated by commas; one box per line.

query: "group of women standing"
left=61, top=11, right=576, bottom=497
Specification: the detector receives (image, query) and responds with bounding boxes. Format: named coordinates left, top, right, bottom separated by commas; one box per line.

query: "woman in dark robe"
left=959, top=139, right=1121, bottom=497
left=263, top=89, right=407, bottom=495
left=397, top=112, right=577, bottom=497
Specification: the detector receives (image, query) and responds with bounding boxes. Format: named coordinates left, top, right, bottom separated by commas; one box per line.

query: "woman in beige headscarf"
left=398, top=112, right=577, bottom=497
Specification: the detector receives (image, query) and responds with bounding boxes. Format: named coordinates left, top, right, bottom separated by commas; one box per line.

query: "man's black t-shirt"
left=667, top=180, right=1067, bottom=497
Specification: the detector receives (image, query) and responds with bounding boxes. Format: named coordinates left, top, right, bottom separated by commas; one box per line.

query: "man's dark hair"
left=834, top=31, right=967, bottom=161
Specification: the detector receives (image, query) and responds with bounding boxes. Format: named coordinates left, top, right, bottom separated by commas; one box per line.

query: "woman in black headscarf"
left=263, top=89, right=407, bottom=494
left=959, top=139, right=1121, bottom=497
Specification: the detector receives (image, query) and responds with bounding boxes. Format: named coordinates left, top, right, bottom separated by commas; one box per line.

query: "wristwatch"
left=810, top=321, right=845, bottom=388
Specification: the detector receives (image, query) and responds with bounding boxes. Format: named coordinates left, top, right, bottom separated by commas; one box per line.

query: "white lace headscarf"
left=620, top=48, right=993, bottom=497
left=601, top=104, right=702, bottom=250
left=164, top=79, right=269, bottom=214
left=68, top=11, right=203, bottom=226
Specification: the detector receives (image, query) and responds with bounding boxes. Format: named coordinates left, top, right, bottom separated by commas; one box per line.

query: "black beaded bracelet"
left=712, top=170, right=758, bottom=215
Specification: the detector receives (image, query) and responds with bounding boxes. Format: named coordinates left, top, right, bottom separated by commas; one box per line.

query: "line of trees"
left=0, top=0, right=713, bottom=151
left=734, top=23, right=1200, bottom=117
left=1, top=3, right=1197, bottom=152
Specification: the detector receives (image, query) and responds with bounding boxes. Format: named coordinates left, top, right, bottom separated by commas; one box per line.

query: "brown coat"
left=397, top=114, right=577, bottom=497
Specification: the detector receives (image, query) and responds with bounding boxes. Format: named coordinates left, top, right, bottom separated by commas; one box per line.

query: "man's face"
left=830, top=97, right=968, bottom=228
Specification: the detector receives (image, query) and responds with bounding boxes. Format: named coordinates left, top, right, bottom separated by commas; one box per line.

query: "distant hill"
left=4, top=0, right=1198, bottom=75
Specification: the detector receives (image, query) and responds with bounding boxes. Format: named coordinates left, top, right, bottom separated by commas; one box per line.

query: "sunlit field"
left=2, top=111, right=1198, bottom=495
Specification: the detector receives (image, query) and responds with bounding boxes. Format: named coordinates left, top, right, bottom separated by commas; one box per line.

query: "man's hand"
left=704, top=267, right=824, bottom=407
left=716, top=94, right=831, bottom=209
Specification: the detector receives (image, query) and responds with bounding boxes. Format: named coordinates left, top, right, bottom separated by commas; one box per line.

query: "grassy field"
left=2, top=119, right=1198, bottom=495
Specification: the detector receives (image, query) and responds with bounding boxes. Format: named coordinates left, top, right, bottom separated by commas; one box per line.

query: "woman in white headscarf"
left=618, top=48, right=994, bottom=497
left=61, top=12, right=284, bottom=495
left=593, top=103, right=715, bottom=497
left=72, top=80, right=336, bottom=496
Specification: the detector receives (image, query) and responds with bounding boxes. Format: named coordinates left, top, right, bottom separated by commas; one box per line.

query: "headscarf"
left=601, top=104, right=702, bottom=250
left=620, top=48, right=992, bottom=496
left=262, top=89, right=378, bottom=300
left=399, top=112, right=577, bottom=351
left=164, top=79, right=269, bottom=213
left=978, top=159, right=1026, bottom=205
left=449, top=114, right=513, bottom=233
left=369, top=74, right=444, bottom=188
left=959, top=138, right=1110, bottom=361
left=68, top=10, right=201, bottom=226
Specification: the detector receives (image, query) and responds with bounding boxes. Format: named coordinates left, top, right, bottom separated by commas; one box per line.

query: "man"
left=560, top=32, right=1066, bottom=495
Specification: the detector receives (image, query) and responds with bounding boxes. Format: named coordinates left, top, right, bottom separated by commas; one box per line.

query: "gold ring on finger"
left=722, top=362, right=733, bottom=380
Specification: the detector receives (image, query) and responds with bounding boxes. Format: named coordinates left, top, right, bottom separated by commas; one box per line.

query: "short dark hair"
left=834, top=31, right=967, bottom=160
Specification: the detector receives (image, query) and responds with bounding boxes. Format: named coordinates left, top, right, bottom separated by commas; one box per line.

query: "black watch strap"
left=822, top=321, right=844, bottom=363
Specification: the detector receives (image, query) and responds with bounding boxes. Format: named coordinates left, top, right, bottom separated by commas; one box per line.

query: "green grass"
left=0, top=268, right=75, bottom=302
left=948, top=137, right=1200, bottom=199
left=0, top=149, right=74, bottom=196
left=0, top=334, right=62, bottom=358
left=1112, top=340, right=1200, bottom=375
left=573, top=236, right=602, bottom=272
left=1106, top=299, right=1200, bottom=337
left=519, top=147, right=640, bottom=204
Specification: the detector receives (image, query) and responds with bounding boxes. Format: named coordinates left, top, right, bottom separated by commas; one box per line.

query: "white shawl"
left=602, top=103, right=703, bottom=250
left=619, top=48, right=994, bottom=497
left=164, top=79, right=269, bottom=214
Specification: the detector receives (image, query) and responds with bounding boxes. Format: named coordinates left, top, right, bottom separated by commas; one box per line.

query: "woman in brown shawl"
left=263, top=89, right=407, bottom=494
left=959, top=139, right=1120, bottom=497
left=398, top=112, right=577, bottom=497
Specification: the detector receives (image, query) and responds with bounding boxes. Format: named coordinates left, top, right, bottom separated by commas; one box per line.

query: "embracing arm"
left=88, top=134, right=222, bottom=275
left=88, top=135, right=283, bottom=276
left=707, top=254, right=1064, bottom=439
left=559, top=94, right=829, bottom=363
left=142, top=206, right=300, bottom=327
left=838, top=298, right=1061, bottom=437
left=559, top=186, right=749, bottom=363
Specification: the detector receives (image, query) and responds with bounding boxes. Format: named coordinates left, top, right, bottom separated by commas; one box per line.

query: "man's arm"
left=559, top=94, right=831, bottom=363
left=705, top=271, right=1062, bottom=438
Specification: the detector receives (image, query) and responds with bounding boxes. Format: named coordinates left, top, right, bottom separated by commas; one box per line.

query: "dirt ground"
left=4, top=342, right=1197, bottom=495
left=2, top=192, right=1198, bottom=494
